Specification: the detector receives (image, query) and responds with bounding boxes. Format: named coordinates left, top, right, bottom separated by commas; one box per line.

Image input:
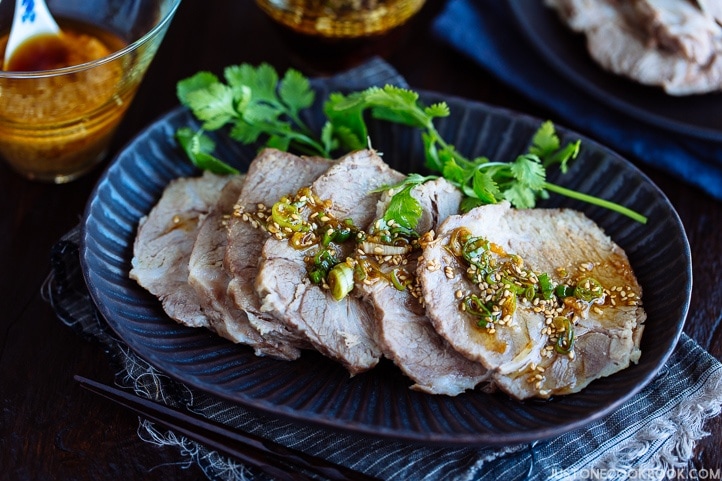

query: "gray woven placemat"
left=44, top=59, right=722, bottom=481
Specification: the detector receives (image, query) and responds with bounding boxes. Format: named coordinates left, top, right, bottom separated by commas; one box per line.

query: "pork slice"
left=255, top=150, right=406, bottom=375
left=225, top=149, right=333, bottom=358
left=546, top=0, right=722, bottom=94
left=632, top=0, right=722, bottom=65
left=543, top=0, right=619, bottom=32
left=586, top=19, right=722, bottom=95
left=188, top=175, right=298, bottom=360
left=364, top=178, right=490, bottom=396
left=418, top=202, right=646, bottom=399
left=130, top=171, right=232, bottom=328
left=697, top=0, right=722, bottom=25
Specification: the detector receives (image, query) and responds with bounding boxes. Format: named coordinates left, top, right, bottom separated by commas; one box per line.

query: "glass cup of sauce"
left=0, top=0, right=182, bottom=183
left=255, top=0, right=427, bottom=74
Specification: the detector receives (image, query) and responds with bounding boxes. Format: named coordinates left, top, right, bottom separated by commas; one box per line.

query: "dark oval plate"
left=81, top=88, right=691, bottom=446
left=508, top=0, right=722, bottom=143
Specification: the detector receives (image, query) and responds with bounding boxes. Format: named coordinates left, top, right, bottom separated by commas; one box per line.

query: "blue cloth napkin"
left=432, top=0, right=722, bottom=201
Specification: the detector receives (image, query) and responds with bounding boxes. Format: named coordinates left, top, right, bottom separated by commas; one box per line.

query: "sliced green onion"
left=463, top=294, right=496, bottom=328
left=389, top=268, right=409, bottom=291
left=272, top=200, right=306, bottom=232
left=538, top=273, right=554, bottom=300
left=314, top=249, right=338, bottom=271
left=553, top=316, right=574, bottom=354
left=524, top=285, right=537, bottom=301
left=462, top=236, right=489, bottom=264
left=308, top=269, right=325, bottom=285
left=574, top=277, right=604, bottom=302
left=327, top=263, right=354, bottom=301
left=448, top=228, right=471, bottom=256
left=555, top=284, right=575, bottom=298
left=332, top=225, right=353, bottom=243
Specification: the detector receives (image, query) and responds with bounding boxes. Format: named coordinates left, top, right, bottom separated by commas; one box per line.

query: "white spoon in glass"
left=3, top=0, right=63, bottom=70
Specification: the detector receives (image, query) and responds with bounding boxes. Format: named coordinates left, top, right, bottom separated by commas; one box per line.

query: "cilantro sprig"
left=177, top=63, right=335, bottom=163
left=176, top=63, right=647, bottom=225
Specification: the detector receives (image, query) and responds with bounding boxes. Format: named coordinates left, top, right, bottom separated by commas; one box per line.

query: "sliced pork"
left=188, top=175, right=299, bottom=360
left=130, top=171, right=232, bottom=328
left=255, top=149, right=406, bottom=375
left=545, top=0, right=722, bottom=95
left=633, top=0, right=722, bottom=65
left=363, top=178, right=490, bottom=395
left=225, top=149, right=332, bottom=359
left=418, top=202, right=645, bottom=399
left=696, top=0, right=722, bottom=24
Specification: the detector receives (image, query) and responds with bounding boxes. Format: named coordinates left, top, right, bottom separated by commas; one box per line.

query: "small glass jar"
left=255, top=0, right=427, bottom=73
left=256, top=0, right=426, bottom=38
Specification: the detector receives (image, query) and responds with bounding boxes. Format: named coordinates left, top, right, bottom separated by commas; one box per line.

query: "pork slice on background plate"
left=255, top=149, right=406, bottom=375
left=418, top=201, right=646, bottom=399
left=696, top=0, right=722, bottom=24
left=632, top=0, right=722, bottom=65
left=225, top=149, right=333, bottom=359
left=130, top=171, right=234, bottom=329
left=545, top=0, right=722, bottom=94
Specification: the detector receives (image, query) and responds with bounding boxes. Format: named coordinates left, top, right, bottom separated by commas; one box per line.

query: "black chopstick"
left=74, top=375, right=381, bottom=481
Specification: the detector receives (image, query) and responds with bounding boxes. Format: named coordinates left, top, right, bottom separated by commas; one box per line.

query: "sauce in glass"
left=0, top=18, right=130, bottom=182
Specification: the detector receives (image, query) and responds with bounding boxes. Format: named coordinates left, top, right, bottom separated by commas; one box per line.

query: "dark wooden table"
left=1, top=1, right=720, bottom=479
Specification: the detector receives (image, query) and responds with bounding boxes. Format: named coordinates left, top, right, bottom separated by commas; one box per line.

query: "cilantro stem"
left=544, top=182, right=648, bottom=224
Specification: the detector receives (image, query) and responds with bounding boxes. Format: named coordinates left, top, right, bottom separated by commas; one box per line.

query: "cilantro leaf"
left=509, top=154, right=546, bottom=192
left=471, top=169, right=501, bottom=205
left=177, top=63, right=328, bottom=162
left=183, top=83, right=238, bottom=130
left=378, top=174, right=436, bottom=231
left=177, top=71, right=219, bottom=105
left=176, top=127, right=239, bottom=174
left=324, top=91, right=369, bottom=151
left=530, top=120, right=581, bottom=173
left=529, top=120, right=559, bottom=159
left=279, top=68, right=315, bottom=115
left=384, top=185, right=423, bottom=231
